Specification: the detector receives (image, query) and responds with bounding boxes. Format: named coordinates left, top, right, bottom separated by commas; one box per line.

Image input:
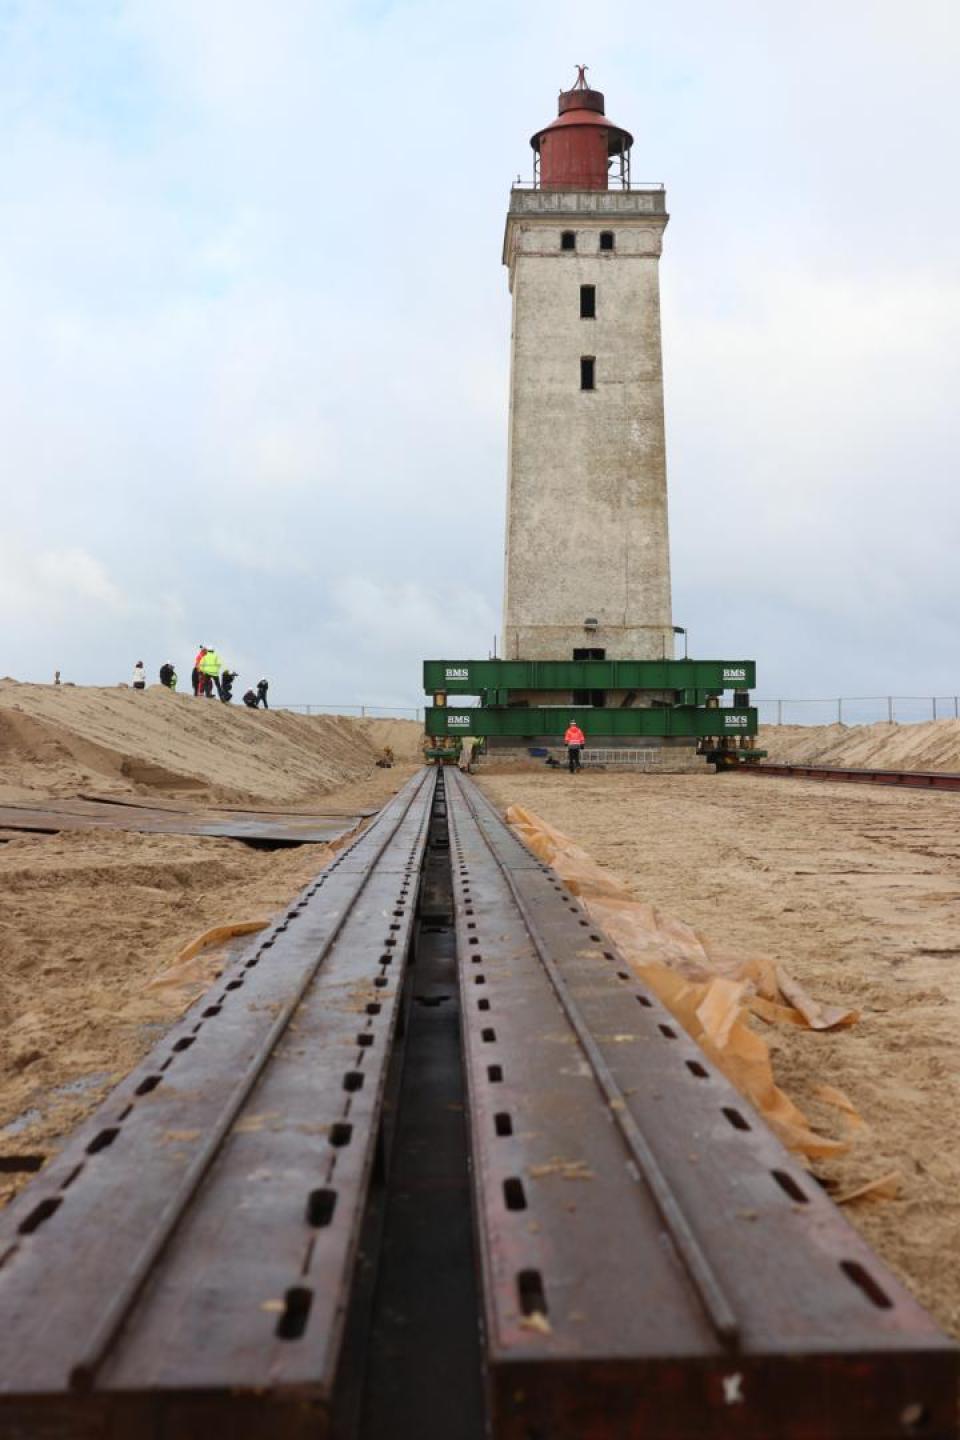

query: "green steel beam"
left=423, top=658, right=755, bottom=694
left=424, top=706, right=758, bottom=739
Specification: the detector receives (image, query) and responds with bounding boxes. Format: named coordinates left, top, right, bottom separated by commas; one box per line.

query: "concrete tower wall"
left=502, top=189, right=673, bottom=663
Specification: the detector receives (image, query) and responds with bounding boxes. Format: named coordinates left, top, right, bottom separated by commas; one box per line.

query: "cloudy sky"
left=1, top=0, right=957, bottom=712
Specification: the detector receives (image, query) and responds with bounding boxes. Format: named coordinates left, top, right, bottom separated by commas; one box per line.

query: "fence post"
left=933, top=697, right=938, bottom=721
left=361, top=705, right=366, bottom=718
left=887, top=697, right=893, bottom=724
left=955, top=697, right=959, bottom=720
left=837, top=698, right=842, bottom=724
left=777, top=699, right=782, bottom=726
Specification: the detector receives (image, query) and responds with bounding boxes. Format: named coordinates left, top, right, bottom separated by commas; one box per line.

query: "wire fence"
left=272, top=697, right=960, bottom=728
left=758, top=696, right=960, bottom=727
left=275, top=703, right=423, bottom=720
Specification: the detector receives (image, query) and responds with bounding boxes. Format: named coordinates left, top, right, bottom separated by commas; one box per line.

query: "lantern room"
left=530, top=65, right=633, bottom=191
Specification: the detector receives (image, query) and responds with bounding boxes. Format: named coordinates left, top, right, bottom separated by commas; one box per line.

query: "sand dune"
left=0, top=681, right=422, bottom=805
left=761, top=719, right=960, bottom=771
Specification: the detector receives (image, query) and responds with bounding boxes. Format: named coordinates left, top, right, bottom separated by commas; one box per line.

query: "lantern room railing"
left=511, top=178, right=665, bottom=192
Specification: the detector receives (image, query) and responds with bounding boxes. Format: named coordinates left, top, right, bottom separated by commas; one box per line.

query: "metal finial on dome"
left=574, top=64, right=589, bottom=89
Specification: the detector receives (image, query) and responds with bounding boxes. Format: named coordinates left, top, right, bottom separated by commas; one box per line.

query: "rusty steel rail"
left=0, top=797, right=363, bottom=845
left=0, top=768, right=437, bottom=1437
left=1, top=764, right=957, bottom=1439
left=449, top=774, right=739, bottom=1351
left=741, top=762, right=960, bottom=792
left=444, top=767, right=957, bottom=1440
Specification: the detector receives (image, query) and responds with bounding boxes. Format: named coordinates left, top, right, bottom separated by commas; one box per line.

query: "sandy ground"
left=762, top=718, right=960, bottom=771
left=477, top=768, right=960, bottom=1339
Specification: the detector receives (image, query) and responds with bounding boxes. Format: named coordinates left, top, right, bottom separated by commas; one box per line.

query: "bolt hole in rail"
left=0, top=769, right=955, bottom=1438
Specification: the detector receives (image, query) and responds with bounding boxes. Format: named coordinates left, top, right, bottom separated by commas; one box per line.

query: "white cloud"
left=0, top=543, right=125, bottom=618
left=36, top=548, right=126, bottom=608
left=317, top=577, right=498, bottom=704
left=665, top=266, right=960, bottom=644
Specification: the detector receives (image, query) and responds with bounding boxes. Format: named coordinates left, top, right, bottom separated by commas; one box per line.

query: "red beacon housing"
left=530, top=66, right=633, bottom=191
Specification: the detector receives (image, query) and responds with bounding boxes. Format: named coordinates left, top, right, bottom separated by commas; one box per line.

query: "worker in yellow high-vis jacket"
left=198, top=647, right=224, bottom=700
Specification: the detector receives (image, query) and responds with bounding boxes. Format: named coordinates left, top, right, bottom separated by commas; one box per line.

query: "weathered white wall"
left=502, top=189, right=673, bottom=663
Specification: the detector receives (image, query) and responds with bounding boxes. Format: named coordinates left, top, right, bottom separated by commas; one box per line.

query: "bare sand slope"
left=478, top=770, right=960, bottom=1338
left=762, top=719, right=960, bottom=771
left=0, top=681, right=422, bottom=804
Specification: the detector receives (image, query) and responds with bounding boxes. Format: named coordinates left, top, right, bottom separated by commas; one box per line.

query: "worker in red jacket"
left=564, top=719, right=586, bottom=774
left=192, top=646, right=207, bottom=696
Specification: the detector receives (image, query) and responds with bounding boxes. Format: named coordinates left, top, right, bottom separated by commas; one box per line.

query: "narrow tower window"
left=599, top=231, right=615, bottom=251
left=579, top=285, right=596, bottom=319
left=560, top=230, right=576, bottom=251
left=580, top=356, right=595, bottom=391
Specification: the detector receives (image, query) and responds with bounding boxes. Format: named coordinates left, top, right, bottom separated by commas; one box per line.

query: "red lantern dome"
left=530, top=66, right=633, bottom=191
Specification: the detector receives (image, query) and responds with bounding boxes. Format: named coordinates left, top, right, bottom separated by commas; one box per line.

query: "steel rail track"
left=0, top=768, right=438, bottom=1437
left=443, top=767, right=957, bottom=1440
left=0, top=765, right=957, bottom=1440
left=742, top=762, right=960, bottom=792
left=0, top=796, right=364, bottom=845
left=447, top=769, right=739, bottom=1349
left=71, top=768, right=434, bottom=1394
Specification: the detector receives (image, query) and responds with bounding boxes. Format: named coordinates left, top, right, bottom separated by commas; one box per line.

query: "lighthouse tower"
left=502, top=69, right=673, bottom=666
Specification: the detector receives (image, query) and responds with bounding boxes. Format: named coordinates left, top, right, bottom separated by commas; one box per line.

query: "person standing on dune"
left=199, top=646, right=224, bottom=700
left=193, top=646, right=207, bottom=696
left=132, top=660, right=146, bottom=691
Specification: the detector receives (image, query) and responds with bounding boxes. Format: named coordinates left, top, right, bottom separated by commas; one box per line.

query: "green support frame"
left=424, top=706, right=758, bottom=740
left=423, top=658, right=755, bottom=695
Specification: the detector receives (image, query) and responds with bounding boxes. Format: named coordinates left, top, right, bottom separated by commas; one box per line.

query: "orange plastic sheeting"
left=148, top=920, right=270, bottom=1008
left=835, top=1170, right=901, bottom=1205
left=505, top=804, right=853, bottom=1160
left=815, top=1082, right=865, bottom=1128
